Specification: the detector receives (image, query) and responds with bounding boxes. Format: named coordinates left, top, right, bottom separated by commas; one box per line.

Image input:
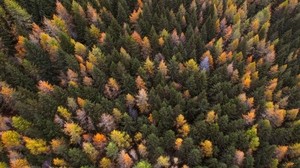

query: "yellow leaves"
left=1, top=131, right=21, bottom=149
left=206, top=111, right=218, bottom=124
left=110, top=130, right=131, bottom=149
left=288, top=143, right=300, bottom=158
left=184, top=59, right=199, bottom=72
left=130, top=8, right=142, bottom=23
left=175, top=138, right=183, bottom=150
left=53, top=158, right=68, bottom=167
left=99, top=157, right=112, bottom=168
left=156, top=156, right=170, bottom=168
left=200, top=140, right=213, bottom=157
left=57, top=106, right=71, bottom=120
left=63, top=123, right=83, bottom=144
left=23, top=137, right=49, bottom=155
left=138, top=143, right=148, bottom=157
left=104, top=78, right=120, bottom=99
left=136, top=89, right=150, bottom=113
left=176, top=114, right=190, bottom=137
left=134, top=132, right=143, bottom=142
left=286, top=109, right=299, bottom=120
left=179, top=124, right=190, bottom=137
left=74, top=42, right=87, bottom=57
left=176, top=114, right=186, bottom=127
left=83, top=142, right=99, bottom=163
left=126, top=93, right=135, bottom=107
left=89, top=24, right=101, bottom=38
left=144, top=57, right=155, bottom=75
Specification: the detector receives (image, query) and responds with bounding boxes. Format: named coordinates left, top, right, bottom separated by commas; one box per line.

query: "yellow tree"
left=83, top=142, right=99, bottom=163
left=206, top=111, right=218, bottom=124
left=63, top=123, right=83, bottom=144
left=156, top=156, right=170, bottom=167
left=110, top=130, right=131, bottom=149
left=144, top=57, right=154, bottom=75
left=200, top=140, right=213, bottom=157
left=23, top=137, right=49, bottom=155
left=1, top=131, right=22, bottom=149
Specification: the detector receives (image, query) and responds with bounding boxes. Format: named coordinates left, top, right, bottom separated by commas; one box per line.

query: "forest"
left=0, top=0, right=299, bottom=167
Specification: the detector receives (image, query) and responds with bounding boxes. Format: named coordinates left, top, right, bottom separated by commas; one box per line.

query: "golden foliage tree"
left=110, top=130, right=131, bottom=149
left=63, top=123, right=83, bottom=144
left=23, top=137, right=49, bottom=155
left=200, top=140, right=213, bottom=157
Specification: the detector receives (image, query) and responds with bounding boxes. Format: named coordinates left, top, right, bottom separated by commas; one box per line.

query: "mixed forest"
left=0, top=0, right=300, bottom=167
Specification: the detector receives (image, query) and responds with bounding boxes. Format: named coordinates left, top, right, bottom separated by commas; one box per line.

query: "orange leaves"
left=130, top=8, right=142, bottom=23
left=104, top=78, right=120, bottom=99
left=242, top=72, right=251, bottom=89
left=275, top=146, right=288, bottom=161
left=15, top=36, right=26, bottom=58
left=93, top=133, right=107, bottom=149
left=135, top=76, right=147, bottom=90
left=243, top=109, right=256, bottom=125
left=131, top=31, right=143, bottom=45
left=265, top=102, right=286, bottom=127
left=118, top=150, right=133, bottom=168
left=37, top=81, right=54, bottom=93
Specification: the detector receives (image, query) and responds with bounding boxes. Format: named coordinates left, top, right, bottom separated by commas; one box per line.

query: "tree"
left=104, top=78, right=120, bottom=99
left=136, top=89, right=150, bottom=113
left=200, top=140, right=213, bottom=157
left=23, top=137, right=49, bottom=155
left=1, top=131, right=22, bottom=149
left=110, top=130, right=131, bottom=149
left=63, top=123, right=83, bottom=144
left=118, top=150, right=133, bottom=168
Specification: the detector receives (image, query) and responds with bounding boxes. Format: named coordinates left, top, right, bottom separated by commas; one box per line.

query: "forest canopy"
left=0, top=0, right=299, bottom=167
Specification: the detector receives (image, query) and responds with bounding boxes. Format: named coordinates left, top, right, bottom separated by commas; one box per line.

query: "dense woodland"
left=0, top=0, right=299, bottom=167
